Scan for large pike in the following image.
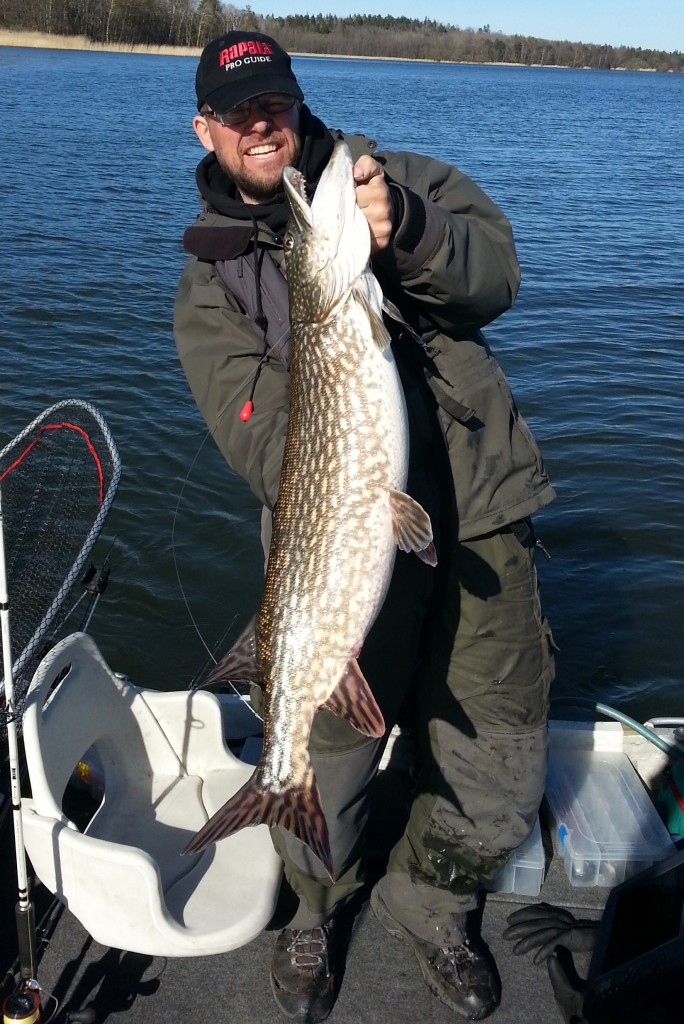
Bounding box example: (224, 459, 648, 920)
(183, 141, 436, 879)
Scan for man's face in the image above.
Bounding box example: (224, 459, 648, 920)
(193, 94, 302, 204)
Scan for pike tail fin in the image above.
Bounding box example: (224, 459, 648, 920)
(182, 769, 334, 881)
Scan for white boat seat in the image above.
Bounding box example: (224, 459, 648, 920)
(21, 632, 282, 957)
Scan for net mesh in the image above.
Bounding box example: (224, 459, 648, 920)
(0, 400, 121, 725)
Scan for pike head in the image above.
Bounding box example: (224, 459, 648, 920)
(282, 141, 383, 328)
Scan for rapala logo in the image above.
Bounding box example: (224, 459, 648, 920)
(219, 40, 273, 66)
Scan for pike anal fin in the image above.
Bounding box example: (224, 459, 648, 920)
(389, 489, 438, 566)
(195, 614, 262, 690)
(181, 770, 334, 881)
(324, 658, 385, 738)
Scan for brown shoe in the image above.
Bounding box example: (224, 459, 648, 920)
(370, 885, 499, 1020)
(270, 922, 337, 1022)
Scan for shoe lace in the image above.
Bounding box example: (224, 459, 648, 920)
(430, 941, 476, 978)
(287, 927, 329, 971)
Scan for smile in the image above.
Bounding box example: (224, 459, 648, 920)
(245, 144, 279, 157)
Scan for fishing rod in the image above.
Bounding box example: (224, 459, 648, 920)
(0, 484, 39, 1004)
(78, 559, 112, 634)
(20, 552, 114, 677)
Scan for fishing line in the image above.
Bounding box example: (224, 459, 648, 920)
(171, 426, 216, 666)
(171, 362, 258, 661)
(171, 364, 265, 718)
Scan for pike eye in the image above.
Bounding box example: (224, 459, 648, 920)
(283, 234, 294, 252)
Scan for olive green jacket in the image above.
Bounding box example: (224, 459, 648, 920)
(174, 129, 554, 540)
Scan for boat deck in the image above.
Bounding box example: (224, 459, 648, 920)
(30, 861, 603, 1024)
(4, 759, 608, 1024)
(3, 725, 682, 1023)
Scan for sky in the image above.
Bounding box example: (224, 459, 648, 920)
(253, 1, 684, 53)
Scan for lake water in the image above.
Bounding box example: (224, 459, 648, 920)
(0, 47, 682, 720)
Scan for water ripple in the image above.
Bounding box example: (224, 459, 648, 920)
(1, 50, 683, 711)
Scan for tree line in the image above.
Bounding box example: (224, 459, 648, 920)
(1, 2, 681, 73)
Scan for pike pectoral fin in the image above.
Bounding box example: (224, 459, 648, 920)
(389, 489, 438, 567)
(324, 658, 385, 738)
(195, 614, 262, 691)
(353, 275, 391, 351)
(182, 769, 335, 881)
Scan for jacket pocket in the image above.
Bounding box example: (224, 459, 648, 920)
(428, 349, 552, 536)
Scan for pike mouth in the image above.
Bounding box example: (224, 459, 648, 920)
(283, 142, 355, 238)
(283, 166, 307, 201)
(282, 166, 312, 233)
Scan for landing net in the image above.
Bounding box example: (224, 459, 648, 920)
(0, 400, 121, 725)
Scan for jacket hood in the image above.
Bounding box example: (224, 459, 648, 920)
(194, 105, 336, 235)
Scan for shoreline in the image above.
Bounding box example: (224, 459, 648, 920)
(0, 29, 202, 56)
(0, 29, 659, 72)
(0, 29, 519, 64)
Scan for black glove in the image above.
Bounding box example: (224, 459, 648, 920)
(547, 946, 588, 1024)
(503, 902, 599, 964)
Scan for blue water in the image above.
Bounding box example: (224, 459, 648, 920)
(0, 47, 682, 718)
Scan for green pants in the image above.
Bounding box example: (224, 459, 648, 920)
(269, 523, 555, 944)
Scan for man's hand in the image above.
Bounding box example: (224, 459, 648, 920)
(353, 156, 394, 253)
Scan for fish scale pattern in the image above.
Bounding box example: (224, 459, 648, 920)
(257, 292, 406, 788)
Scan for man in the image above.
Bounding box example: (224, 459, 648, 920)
(174, 30, 556, 1023)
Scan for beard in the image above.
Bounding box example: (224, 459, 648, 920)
(231, 167, 285, 203)
(219, 134, 303, 205)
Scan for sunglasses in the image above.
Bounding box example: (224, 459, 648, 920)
(206, 94, 297, 127)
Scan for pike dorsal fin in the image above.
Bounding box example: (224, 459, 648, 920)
(324, 657, 385, 738)
(389, 490, 438, 567)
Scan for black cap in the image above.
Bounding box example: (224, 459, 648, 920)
(195, 31, 304, 113)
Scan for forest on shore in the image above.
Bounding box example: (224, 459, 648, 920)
(1, 3, 681, 72)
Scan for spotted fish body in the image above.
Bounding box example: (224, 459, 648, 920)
(184, 142, 436, 878)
